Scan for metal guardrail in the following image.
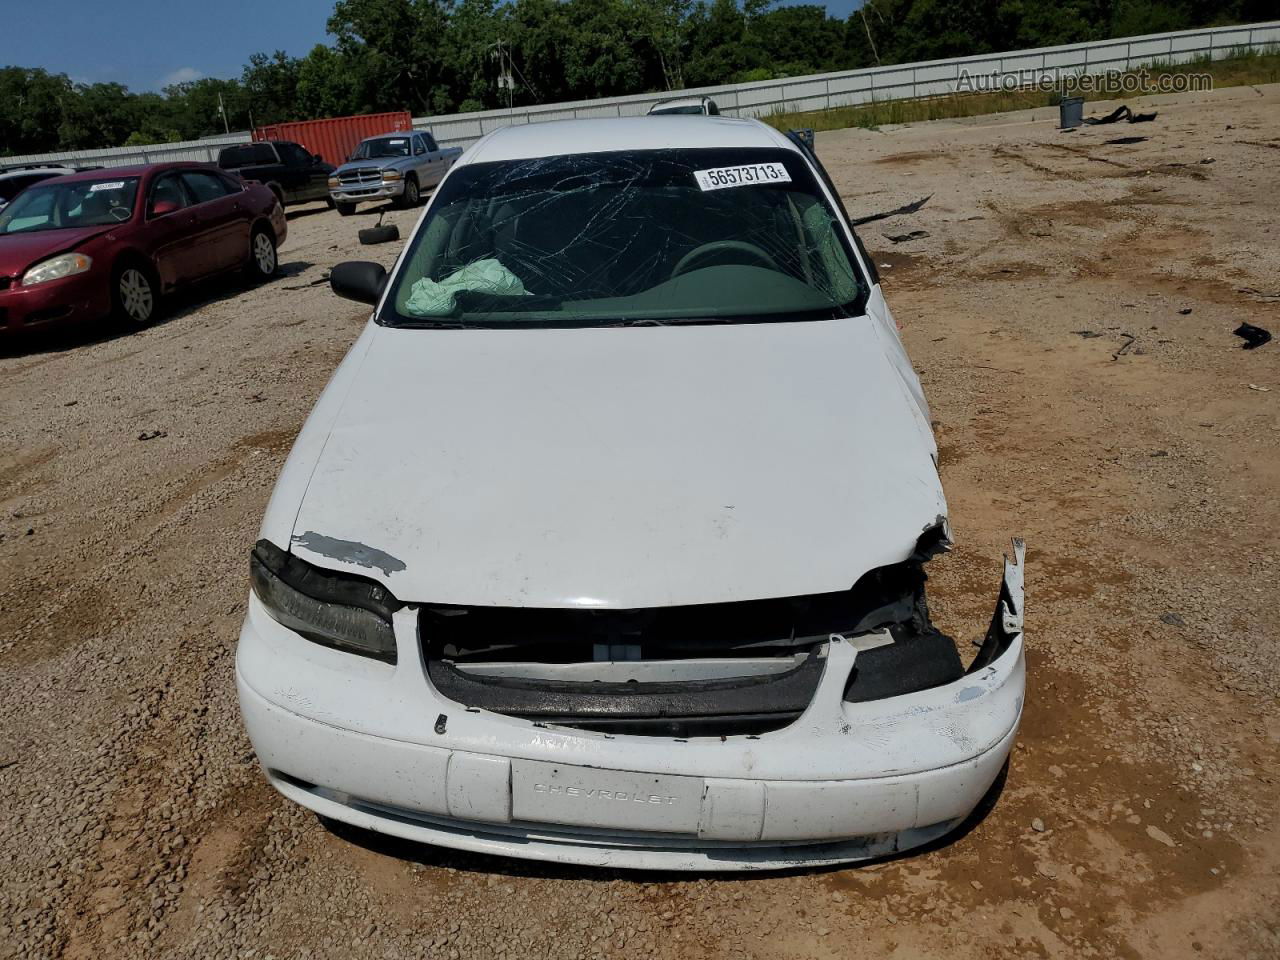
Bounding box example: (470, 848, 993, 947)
(2, 132, 251, 172)
(414, 20, 1280, 150)
(5, 20, 1277, 169)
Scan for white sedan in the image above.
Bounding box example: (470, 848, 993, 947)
(236, 115, 1025, 871)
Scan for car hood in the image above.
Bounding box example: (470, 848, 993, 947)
(0, 226, 111, 278)
(286, 316, 946, 609)
(335, 158, 402, 174)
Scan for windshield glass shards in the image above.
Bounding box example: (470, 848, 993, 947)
(0, 177, 141, 234)
(381, 148, 869, 329)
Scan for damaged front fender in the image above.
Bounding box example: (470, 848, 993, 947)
(969, 538, 1026, 673)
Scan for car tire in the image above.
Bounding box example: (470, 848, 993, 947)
(246, 226, 278, 282)
(111, 262, 159, 328)
(335, 201, 357, 217)
(358, 223, 400, 246)
(397, 175, 420, 209)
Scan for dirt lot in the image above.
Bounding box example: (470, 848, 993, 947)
(2, 84, 1278, 960)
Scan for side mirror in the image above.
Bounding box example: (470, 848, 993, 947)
(313, 153, 324, 164)
(151, 199, 180, 217)
(330, 261, 388, 306)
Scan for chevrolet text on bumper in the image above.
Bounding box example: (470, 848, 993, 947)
(238, 116, 1026, 871)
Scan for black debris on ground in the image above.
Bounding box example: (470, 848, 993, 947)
(851, 195, 932, 226)
(1233, 323, 1272, 350)
(1085, 105, 1159, 125)
(883, 230, 931, 244)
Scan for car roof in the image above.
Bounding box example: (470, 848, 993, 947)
(0, 166, 74, 177)
(653, 96, 714, 107)
(463, 116, 795, 165)
(53, 162, 217, 183)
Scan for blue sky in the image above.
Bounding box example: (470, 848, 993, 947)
(1, 0, 863, 92)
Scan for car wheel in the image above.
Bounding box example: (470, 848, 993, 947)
(398, 176, 420, 208)
(335, 201, 357, 217)
(247, 226, 278, 281)
(113, 264, 158, 327)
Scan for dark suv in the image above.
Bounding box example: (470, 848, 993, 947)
(217, 141, 333, 208)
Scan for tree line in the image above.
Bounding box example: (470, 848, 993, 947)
(1, 0, 1270, 156)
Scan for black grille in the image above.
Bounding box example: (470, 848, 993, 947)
(0, 276, 12, 291)
(418, 575, 914, 738)
(419, 561, 965, 736)
(425, 653, 823, 738)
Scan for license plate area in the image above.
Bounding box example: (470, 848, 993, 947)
(511, 759, 704, 834)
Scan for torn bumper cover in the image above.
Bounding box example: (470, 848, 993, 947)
(236, 541, 1025, 871)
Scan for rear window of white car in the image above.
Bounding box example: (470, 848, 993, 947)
(383, 148, 868, 328)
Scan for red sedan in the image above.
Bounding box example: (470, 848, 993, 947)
(0, 163, 286, 334)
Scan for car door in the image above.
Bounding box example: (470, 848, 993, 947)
(300, 147, 332, 201)
(140, 172, 206, 288)
(410, 135, 431, 186)
(420, 133, 445, 186)
(276, 142, 325, 202)
(180, 170, 249, 273)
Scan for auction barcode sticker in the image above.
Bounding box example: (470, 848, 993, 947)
(88, 181, 126, 192)
(694, 163, 791, 192)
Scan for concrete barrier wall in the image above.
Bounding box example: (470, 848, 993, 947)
(6, 20, 1277, 169)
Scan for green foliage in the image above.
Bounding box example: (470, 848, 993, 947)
(0, 0, 1268, 155)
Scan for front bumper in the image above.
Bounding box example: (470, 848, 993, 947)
(329, 181, 404, 204)
(236, 544, 1026, 871)
(0, 270, 110, 334)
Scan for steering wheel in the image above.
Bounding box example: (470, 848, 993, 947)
(671, 240, 779, 278)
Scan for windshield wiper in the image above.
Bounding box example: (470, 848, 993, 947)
(386, 320, 470, 330)
(453, 291, 563, 312)
(602, 314, 819, 327)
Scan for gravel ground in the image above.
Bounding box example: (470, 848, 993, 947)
(2, 84, 1278, 960)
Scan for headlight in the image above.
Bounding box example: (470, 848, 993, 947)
(250, 539, 400, 663)
(22, 252, 92, 287)
(327, 177, 340, 189)
(381, 169, 403, 181)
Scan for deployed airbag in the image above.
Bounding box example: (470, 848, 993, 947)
(404, 258, 527, 316)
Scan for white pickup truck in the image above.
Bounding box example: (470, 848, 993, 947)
(328, 131, 462, 215)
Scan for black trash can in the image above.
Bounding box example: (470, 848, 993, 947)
(1059, 97, 1085, 130)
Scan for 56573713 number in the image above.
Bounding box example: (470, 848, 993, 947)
(694, 163, 792, 192)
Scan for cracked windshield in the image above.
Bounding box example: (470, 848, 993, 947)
(386, 148, 866, 327)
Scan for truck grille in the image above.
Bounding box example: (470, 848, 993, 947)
(338, 167, 383, 186)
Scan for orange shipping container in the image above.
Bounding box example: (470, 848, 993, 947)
(253, 111, 415, 167)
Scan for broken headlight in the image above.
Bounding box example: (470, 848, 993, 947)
(250, 539, 401, 663)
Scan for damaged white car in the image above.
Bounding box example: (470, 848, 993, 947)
(236, 116, 1025, 871)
